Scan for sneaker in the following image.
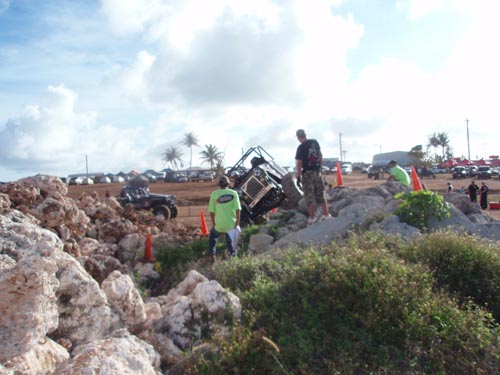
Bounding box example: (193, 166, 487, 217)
(319, 214, 332, 222)
(307, 217, 316, 226)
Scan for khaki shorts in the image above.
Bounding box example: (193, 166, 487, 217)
(302, 170, 326, 206)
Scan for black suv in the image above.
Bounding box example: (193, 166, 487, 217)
(477, 166, 492, 179)
(116, 186, 178, 219)
(225, 146, 302, 226)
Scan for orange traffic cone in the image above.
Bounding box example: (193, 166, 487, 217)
(200, 211, 208, 235)
(144, 227, 153, 261)
(410, 166, 423, 191)
(336, 161, 344, 187)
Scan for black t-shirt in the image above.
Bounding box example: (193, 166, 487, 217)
(295, 139, 321, 172)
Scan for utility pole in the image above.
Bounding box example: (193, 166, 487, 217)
(339, 132, 343, 162)
(466, 118, 470, 160)
(86, 154, 89, 177)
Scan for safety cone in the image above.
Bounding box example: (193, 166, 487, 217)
(410, 166, 423, 191)
(200, 211, 209, 236)
(335, 161, 344, 187)
(144, 227, 153, 261)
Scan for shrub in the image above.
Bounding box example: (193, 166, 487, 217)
(205, 237, 499, 374)
(400, 231, 500, 322)
(395, 190, 450, 231)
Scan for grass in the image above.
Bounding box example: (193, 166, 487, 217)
(162, 231, 500, 375)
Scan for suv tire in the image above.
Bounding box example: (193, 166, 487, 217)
(153, 205, 171, 220)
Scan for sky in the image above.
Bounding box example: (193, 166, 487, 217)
(1, 0, 499, 181)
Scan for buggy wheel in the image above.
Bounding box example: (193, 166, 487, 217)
(280, 172, 303, 209)
(240, 209, 252, 227)
(169, 205, 178, 218)
(153, 205, 171, 220)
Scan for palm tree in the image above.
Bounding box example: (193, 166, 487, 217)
(436, 132, 450, 160)
(162, 146, 184, 170)
(199, 144, 222, 171)
(427, 133, 440, 160)
(181, 132, 199, 171)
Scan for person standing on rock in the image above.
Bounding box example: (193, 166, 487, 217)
(480, 181, 489, 210)
(295, 129, 331, 225)
(206, 175, 241, 261)
(467, 180, 479, 202)
(386, 160, 411, 186)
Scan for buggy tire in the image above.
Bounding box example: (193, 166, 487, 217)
(280, 172, 303, 209)
(153, 205, 171, 220)
(170, 206, 178, 219)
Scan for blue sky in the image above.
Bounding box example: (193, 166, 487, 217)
(0, 0, 499, 181)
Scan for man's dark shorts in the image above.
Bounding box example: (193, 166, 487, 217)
(302, 170, 326, 205)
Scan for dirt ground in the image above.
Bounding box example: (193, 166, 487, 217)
(67, 171, 500, 223)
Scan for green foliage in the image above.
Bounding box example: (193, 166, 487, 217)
(199, 234, 500, 374)
(155, 238, 208, 269)
(395, 190, 450, 231)
(399, 232, 500, 321)
(174, 326, 290, 375)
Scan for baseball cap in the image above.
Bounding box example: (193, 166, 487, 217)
(296, 129, 305, 137)
(219, 175, 230, 187)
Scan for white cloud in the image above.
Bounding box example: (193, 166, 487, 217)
(2, 0, 499, 181)
(396, 0, 446, 19)
(0, 85, 164, 177)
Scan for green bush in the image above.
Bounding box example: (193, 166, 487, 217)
(399, 232, 500, 322)
(199, 236, 500, 374)
(395, 190, 450, 231)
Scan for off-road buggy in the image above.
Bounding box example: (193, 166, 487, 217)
(225, 146, 302, 226)
(116, 180, 178, 219)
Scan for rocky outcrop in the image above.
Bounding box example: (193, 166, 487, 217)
(54, 329, 161, 375)
(1, 176, 242, 374)
(271, 182, 499, 249)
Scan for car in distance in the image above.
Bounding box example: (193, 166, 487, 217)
(452, 166, 467, 179)
(341, 163, 352, 175)
(199, 171, 215, 182)
(467, 166, 478, 177)
(477, 166, 492, 179)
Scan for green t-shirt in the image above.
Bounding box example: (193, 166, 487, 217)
(208, 188, 241, 233)
(390, 165, 411, 186)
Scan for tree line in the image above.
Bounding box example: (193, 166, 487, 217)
(161, 132, 225, 172)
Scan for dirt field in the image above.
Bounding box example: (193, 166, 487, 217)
(67, 171, 500, 224)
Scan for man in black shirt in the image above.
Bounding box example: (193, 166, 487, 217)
(295, 129, 331, 225)
(467, 180, 479, 202)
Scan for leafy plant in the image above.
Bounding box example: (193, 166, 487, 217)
(205, 236, 500, 374)
(400, 231, 500, 321)
(395, 190, 450, 231)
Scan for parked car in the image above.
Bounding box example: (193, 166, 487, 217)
(467, 166, 478, 177)
(367, 165, 385, 179)
(477, 166, 492, 179)
(452, 166, 467, 179)
(187, 172, 200, 182)
(199, 171, 215, 182)
(68, 177, 83, 185)
(341, 163, 352, 175)
(431, 166, 447, 174)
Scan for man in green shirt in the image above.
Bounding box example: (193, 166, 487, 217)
(207, 175, 241, 260)
(387, 160, 411, 186)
